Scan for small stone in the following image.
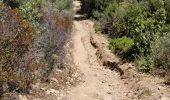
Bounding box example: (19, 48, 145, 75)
(70, 78, 74, 82)
(46, 89, 59, 95)
(160, 97, 170, 100)
(32, 83, 40, 90)
(124, 82, 128, 84)
(29, 90, 33, 94)
(52, 54, 60, 60)
(66, 82, 70, 85)
(66, 91, 70, 94)
(50, 78, 58, 83)
(33, 98, 45, 100)
(107, 91, 112, 94)
(40, 88, 46, 91)
(158, 86, 163, 90)
(73, 73, 79, 77)
(18, 95, 27, 100)
(56, 69, 63, 73)
(60, 93, 64, 97)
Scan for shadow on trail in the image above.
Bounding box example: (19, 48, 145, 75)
(73, 0, 88, 21)
(74, 15, 87, 21)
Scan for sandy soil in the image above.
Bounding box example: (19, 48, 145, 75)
(64, 1, 130, 100)
(64, 19, 130, 100)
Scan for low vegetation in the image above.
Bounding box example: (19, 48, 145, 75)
(0, 0, 72, 98)
(81, 0, 170, 74)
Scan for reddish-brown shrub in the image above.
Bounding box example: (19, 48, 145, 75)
(55, 15, 71, 32)
(0, 2, 73, 97)
(0, 3, 33, 93)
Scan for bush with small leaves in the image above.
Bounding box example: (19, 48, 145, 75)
(109, 37, 134, 55)
(84, 0, 170, 72)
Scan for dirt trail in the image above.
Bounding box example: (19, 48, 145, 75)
(66, 20, 128, 100)
(64, 1, 129, 100)
(8, 1, 169, 100)
(63, 1, 170, 100)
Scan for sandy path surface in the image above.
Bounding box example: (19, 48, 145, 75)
(64, 1, 129, 100)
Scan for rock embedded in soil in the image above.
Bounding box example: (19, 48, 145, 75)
(18, 95, 27, 100)
(45, 89, 59, 96)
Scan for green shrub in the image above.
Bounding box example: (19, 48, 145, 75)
(109, 37, 134, 54)
(81, 0, 95, 17)
(149, 0, 164, 11)
(2, 0, 20, 8)
(19, 1, 41, 32)
(165, 0, 170, 23)
(136, 57, 154, 73)
(55, 0, 72, 11)
(85, 0, 169, 72)
(151, 34, 170, 70)
(81, 0, 115, 17)
(136, 32, 170, 73)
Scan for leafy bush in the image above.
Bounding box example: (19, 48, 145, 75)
(151, 34, 170, 70)
(136, 57, 155, 72)
(2, 0, 20, 8)
(84, 0, 170, 72)
(81, 0, 95, 17)
(165, 0, 170, 23)
(109, 37, 134, 55)
(19, 1, 42, 33)
(136, 34, 170, 72)
(55, 0, 72, 11)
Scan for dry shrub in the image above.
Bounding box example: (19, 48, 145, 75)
(0, 4, 34, 94)
(35, 7, 72, 81)
(55, 15, 71, 32)
(0, 2, 73, 98)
